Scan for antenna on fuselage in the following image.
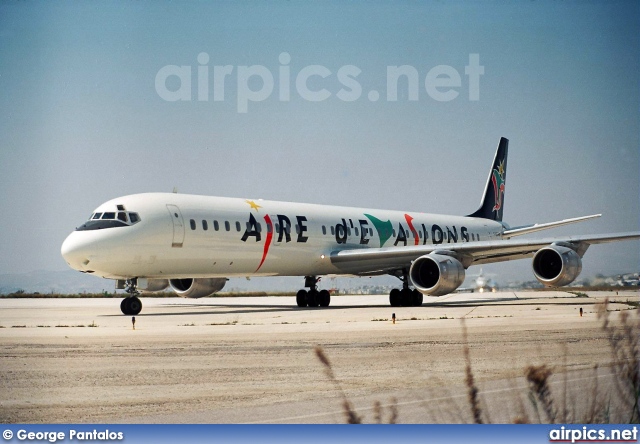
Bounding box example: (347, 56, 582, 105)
(172, 187, 178, 194)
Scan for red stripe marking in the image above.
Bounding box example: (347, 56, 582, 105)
(404, 214, 419, 246)
(255, 214, 273, 272)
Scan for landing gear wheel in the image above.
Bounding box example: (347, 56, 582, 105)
(400, 288, 413, 307)
(307, 290, 319, 307)
(318, 290, 331, 307)
(389, 289, 401, 307)
(120, 297, 142, 315)
(411, 289, 423, 306)
(128, 297, 142, 315)
(296, 290, 308, 307)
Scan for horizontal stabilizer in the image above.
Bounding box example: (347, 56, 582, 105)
(502, 214, 601, 238)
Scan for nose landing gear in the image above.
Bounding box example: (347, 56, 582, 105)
(120, 278, 142, 315)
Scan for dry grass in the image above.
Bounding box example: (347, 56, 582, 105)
(598, 299, 639, 423)
(316, 299, 639, 424)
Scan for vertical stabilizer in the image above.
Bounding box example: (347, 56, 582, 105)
(467, 137, 509, 222)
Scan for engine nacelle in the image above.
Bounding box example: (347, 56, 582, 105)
(532, 245, 582, 287)
(138, 278, 169, 293)
(169, 278, 227, 299)
(409, 254, 466, 296)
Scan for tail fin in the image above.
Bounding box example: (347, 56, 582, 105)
(467, 137, 509, 222)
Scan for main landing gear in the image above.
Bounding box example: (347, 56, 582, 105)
(296, 276, 331, 308)
(389, 269, 423, 307)
(120, 278, 142, 315)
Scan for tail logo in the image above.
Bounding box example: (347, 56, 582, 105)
(491, 160, 506, 212)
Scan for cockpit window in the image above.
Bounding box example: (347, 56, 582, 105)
(76, 209, 142, 231)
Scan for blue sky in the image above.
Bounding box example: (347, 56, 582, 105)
(0, 1, 637, 285)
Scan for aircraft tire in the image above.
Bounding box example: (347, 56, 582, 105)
(120, 298, 130, 315)
(307, 290, 319, 307)
(128, 297, 142, 315)
(296, 290, 308, 307)
(411, 289, 423, 306)
(389, 289, 401, 307)
(318, 290, 331, 307)
(400, 288, 413, 306)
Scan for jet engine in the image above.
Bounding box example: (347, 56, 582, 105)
(532, 245, 582, 287)
(409, 254, 466, 296)
(169, 278, 227, 299)
(137, 278, 169, 293)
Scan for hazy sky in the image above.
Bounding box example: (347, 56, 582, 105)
(0, 1, 638, 285)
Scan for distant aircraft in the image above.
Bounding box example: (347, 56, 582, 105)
(61, 138, 640, 314)
(458, 269, 498, 293)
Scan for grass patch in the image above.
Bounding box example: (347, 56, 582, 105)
(11, 325, 26, 328)
(611, 299, 640, 309)
(569, 291, 589, 298)
(37, 325, 51, 328)
(55, 325, 69, 328)
(180, 323, 196, 327)
(207, 321, 238, 326)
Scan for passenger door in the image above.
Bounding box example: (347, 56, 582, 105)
(166, 204, 185, 248)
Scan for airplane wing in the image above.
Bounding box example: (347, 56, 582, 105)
(329, 232, 640, 275)
(502, 214, 602, 238)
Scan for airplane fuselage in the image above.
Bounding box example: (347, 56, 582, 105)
(62, 193, 503, 280)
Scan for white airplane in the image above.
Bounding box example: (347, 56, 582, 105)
(61, 138, 640, 315)
(458, 269, 498, 293)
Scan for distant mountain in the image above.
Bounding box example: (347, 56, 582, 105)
(0, 270, 114, 294)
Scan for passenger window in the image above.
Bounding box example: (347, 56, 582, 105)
(225, 221, 230, 231)
(275, 223, 280, 233)
(117, 212, 128, 223)
(257, 223, 262, 233)
(235, 221, 241, 232)
(392, 229, 396, 237)
(202, 220, 208, 231)
(102, 212, 115, 220)
(93, 213, 102, 220)
(295, 224, 300, 234)
(213, 220, 219, 231)
(369, 228, 373, 236)
(190, 219, 196, 230)
(354, 227, 359, 237)
(471, 233, 475, 241)
(347, 228, 351, 236)
(322, 226, 326, 235)
(331, 226, 335, 235)
(267, 224, 272, 233)
(129, 213, 140, 223)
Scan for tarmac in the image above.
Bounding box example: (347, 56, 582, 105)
(0, 289, 637, 423)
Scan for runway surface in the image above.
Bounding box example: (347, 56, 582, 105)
(0, 290, 637, 423)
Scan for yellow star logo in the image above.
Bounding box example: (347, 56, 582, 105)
(497, 161, 505, 177)
(245, 200, 262, 211)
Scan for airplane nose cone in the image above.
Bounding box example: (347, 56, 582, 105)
(61, 232, 91, 271)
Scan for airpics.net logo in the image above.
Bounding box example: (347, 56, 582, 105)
(155, 52, 484, 113)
